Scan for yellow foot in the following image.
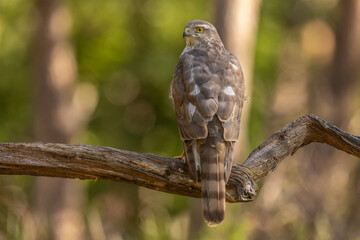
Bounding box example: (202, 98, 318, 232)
(173, 151, 185, 163)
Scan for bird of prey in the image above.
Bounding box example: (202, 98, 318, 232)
(170, 20, 245, 226)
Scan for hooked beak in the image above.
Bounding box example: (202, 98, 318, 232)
(183, 28, 191, 38)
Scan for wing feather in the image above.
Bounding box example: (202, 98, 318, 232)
(219, 53, 245, 142)
(172, 49, 245, 183)
(171, 53, 210, 141)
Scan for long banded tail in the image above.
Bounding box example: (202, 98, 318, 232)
(200, 117, 227, 226)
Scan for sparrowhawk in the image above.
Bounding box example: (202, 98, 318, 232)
(170, 20, 245, 226)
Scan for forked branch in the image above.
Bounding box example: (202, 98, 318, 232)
(0, 114, 359, 202)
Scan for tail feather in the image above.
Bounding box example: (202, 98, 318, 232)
(185, 116, 234, 226)
(184, 140, 199, 183)
(200, 138, 226, 226)
(224, 142, 234, 182)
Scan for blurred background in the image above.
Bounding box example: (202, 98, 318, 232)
(0, 0, 360, 239)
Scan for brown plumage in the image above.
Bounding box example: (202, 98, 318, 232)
(170, 20, 245, 226)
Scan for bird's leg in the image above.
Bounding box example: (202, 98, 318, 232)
(173, 150, 186, 163)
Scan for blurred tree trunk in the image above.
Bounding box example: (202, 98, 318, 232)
(330, 0, 360, 239)
(215, 0, 262, 160)
(328, 0, 360, 127)
(304, 1, 360, 237)
(235, 0, 360, 238)
(250, 0, 360, 239)
(32, 0, 85, 239)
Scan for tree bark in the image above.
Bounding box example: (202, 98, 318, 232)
(0, 114, 359, 203)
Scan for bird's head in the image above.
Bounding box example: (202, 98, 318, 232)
(183, 20, 222, 47)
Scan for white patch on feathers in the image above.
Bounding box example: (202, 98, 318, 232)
(188, 103, 196, 118)
(231, 62, 238, 70)
(224, 158, 228, 179)
(192, 141, 201, 171)
(189, 70, 194, 83)
(224, 86, 235, 96)
(190, 84, 200, 95)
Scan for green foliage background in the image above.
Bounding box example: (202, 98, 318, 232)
(1, 0, 278, 239)
(1, 0, 353, 239)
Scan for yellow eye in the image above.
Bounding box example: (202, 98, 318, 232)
(196, 27, 204, 33)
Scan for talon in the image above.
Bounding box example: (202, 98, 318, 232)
(173, 151, 185, 163)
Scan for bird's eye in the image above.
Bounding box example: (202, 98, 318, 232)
(196, 27, 204, 33)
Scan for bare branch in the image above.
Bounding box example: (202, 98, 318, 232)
(0, 114, 359, 203)
(242, 114, 360, 181)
